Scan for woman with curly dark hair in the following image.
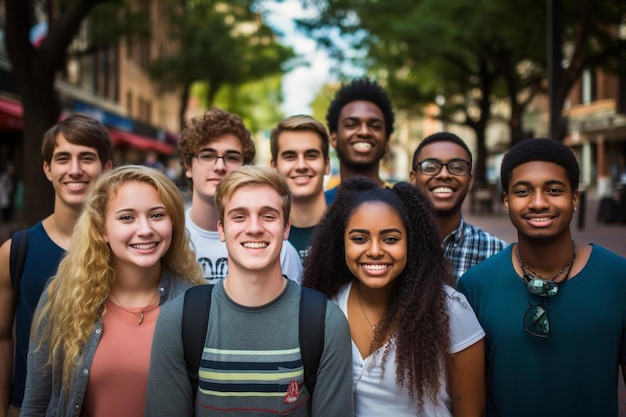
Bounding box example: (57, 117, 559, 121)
(303, 177, 485, 416)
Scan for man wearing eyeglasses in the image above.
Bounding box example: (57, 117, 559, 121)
(410, 132, 507, 282)
(178, 108, 303, 284)
(457, 138, 626, 417)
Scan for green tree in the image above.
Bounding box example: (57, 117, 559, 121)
(4, 0, 145, 224)
(299, 0, 626, 184)
(149, 0, 296, 128)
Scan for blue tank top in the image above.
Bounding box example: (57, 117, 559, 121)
(11, 222, 65, 407)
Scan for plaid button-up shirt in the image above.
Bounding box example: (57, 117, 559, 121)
(443, 216, 508, 283)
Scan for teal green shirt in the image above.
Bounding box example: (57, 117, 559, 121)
(458, 245, 626, 417)
(288, 225, 317, 262)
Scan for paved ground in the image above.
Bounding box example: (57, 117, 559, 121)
(465, 195, 626, 415)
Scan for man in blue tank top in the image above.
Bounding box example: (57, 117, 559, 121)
(0, 114, 112, 416)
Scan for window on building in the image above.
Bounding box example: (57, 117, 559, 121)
(581, 69, 597, 104)
(126, 90, 133, 115)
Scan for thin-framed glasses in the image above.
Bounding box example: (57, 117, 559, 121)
(524, 299, 550, 337)
(193, 151, 244, 168)
(414, 158, 471, 176)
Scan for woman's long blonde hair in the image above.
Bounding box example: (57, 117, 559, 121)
(32, 165, 203, 390)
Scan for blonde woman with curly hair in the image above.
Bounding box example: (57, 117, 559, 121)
(21, 165, 204, 417)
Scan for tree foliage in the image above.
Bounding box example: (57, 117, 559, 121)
(4, 0, 124, 223)
(149, 0, 296, 128)
(298, 0, 626, 183)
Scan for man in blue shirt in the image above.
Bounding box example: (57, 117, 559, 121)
(0, 114, 113, 416)
(324, 78, 395, 205)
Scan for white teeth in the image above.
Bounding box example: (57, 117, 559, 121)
(433, 187, 453, 193)
(132, 243, 157, 250)
(362, 264, 388, 271)
(353, 142, 372, 151)
(66, 182, 86, 189)
(530, 217, 552, 222)
(243, 242, 268, 249)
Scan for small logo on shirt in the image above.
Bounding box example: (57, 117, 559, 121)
(284, 380, 300, 404)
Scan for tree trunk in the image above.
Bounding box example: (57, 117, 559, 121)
(5, 0, 111, 224)
(19, 80, 60, 224)
(509, 100, 526, 145)
(472, 59, 494, 187)
(179, 81, 191, 130)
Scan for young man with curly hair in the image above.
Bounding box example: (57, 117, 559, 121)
(0, 114, 113, 417)
(179, 108, 302, 284)
(458, 138, 626, 416)
(324, 78, 395, 205)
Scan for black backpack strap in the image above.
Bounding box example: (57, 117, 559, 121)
(9, 229, 29, 298)
(182, 284, 214, 397)
(299, 286, 327, 394)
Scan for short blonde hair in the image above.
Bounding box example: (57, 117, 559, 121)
(215, 166, 291, 225)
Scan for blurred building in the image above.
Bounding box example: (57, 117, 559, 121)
(0, 0, 182, 169)
(565, 69, 626, 197)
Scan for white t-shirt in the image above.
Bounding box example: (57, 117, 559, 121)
(333, 282, 485, 417)
(185, 208, 303, 284)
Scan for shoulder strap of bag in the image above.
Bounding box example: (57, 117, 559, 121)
(9, 229, 29, 298)
(299, 286, 327, 394)
(182, 284, 327, 397)
(182, 284, 213, 397)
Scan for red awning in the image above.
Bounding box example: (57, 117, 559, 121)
(108, 129, 175, 155)
(0, 97, 23, 131)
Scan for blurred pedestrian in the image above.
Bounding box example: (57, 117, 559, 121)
(458, 138, 626, 416)
(21, 165, 204, 416)
(304, 177, 486, 416)
(0, 162, 16, 222)
(0, 114, 113, 417)
(143, 150, 165, 172)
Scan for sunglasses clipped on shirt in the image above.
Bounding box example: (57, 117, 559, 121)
(523, 277, 561, 338)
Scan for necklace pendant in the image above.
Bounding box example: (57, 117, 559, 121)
(138, 312, 144, 325)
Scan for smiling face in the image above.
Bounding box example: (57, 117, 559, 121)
(503, 161, 578, 243)
(103, 181, 173, 275)
(218, 184, 290, 276)
(43, 134, 111, 209)
(272, 130, 330, 202)
(344, 202, 407, 290)
(331, 100, 388, 170)
(410, 141, 473, 217)
(185, 134, 244, 201)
